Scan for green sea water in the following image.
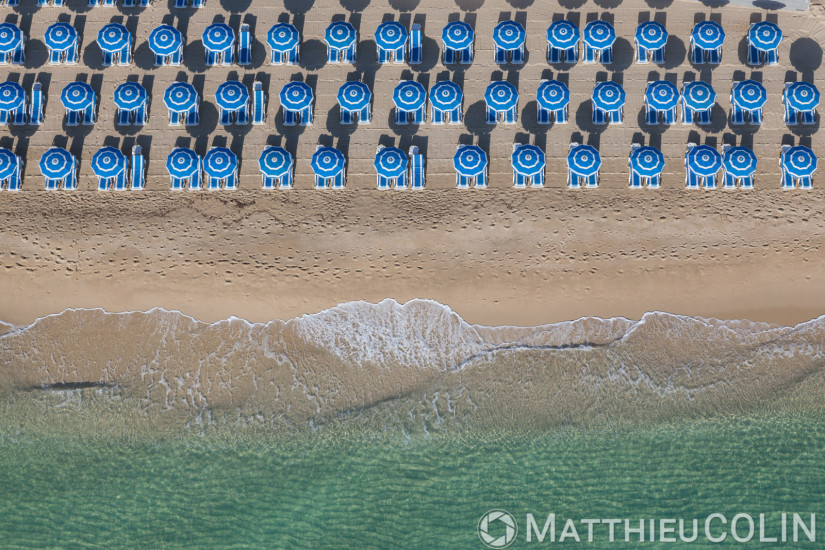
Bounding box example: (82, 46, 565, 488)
(1, 407, 823, 549)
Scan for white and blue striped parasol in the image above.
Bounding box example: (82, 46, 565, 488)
(325, 21, 357, 50)
(91, 147, 126, 179)
(511, 144, 545, 177)
(375, 21, 408, 51)
(732, 80, 767, 111)
(280, 81, 313, 111)
(682, 81, 716, 111)
(567, 144, 601, 177)
(393, 80, 426, 111)
(164, 82, 197, 113)
(166, 148, 200, 179)
(45, 22, 77, 52)
(645, 80, 678, 111)
(492, 21, 525, 50)
(546, 20, 579, 50)
(311, 146, 345, 179)
(453, 145, 487, 177)
(723, 146, 757, 178)
(259, 146, 293, 178)
(785, 82, 820, 112)
(686, 145, 722, 177)
(114, 82, 147, 111)
(148, 25, 183, 57)
(484, 81, 518, 111)
(635, 21, 667, 51)
(691, 21, 725, 50)
(592, 81, 625, 112)
(441, 21, 474, 51)
(537, 80, 570, 110)
(203, 147, 238, 179)
(39, 147, 74, 179)
(0, 23, 23, 54)
(374, 147, 407, 179)
(583, 20, 616, 50)
(0, 148, 17, 180)
(0, 81, 25, 112)
(61, 82, 94, 111)
(749, 21, 782, 52)
(630, 146, 665, 178)
(337, 81, 371, 112)
(97, 23, 130, 53)
(782, 146, 817, 178)
(430, 81, 462, 111)
(202, 23, 234, 53)
(215, 81, 248, 112)
(267, 23, 299, 53)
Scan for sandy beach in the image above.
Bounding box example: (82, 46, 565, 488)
(1, 0, 825, 326)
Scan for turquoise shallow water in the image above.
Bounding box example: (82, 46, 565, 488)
(1, 410, 823, 549)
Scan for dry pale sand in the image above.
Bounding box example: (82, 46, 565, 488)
(1, 0, 825, 326)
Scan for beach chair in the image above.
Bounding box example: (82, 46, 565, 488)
(474, 169, 487, 188)
(83, 102, 96, 125)
(645, 104, 659, 125)
(722, 144, 737, 188)
(780, 145, 794, 188)
(648, 173, 661, 188)
(66, 109, 79, 126)
(565, 46, 577, 63)
(767, 48, 778, 66)
(456, 174, 470, 189)
(690, 40, 704, 64)
(602, 46, 613, 64)
(486, 105, 497, 125)
(238, 25, 251, 66)
(731, 106, 745, 125)
(800, 175, 813, 188)
(584, 173, 598, 188)
(220, 107, 232, 126)
(747, 44, 761, 66)
(413, 105, 425, 125)
(635, 42, 648, 64)
(583, 44, 595, 64)
(696, 108, 711, 126)
(443, 47, 457, 65)
(784, 83, 798, 125)
(494, 45, 507, 65)
(651, 46, 665, 65)
(409, 24, 422, 65)
(751, 107, 762, 125)
(30, 84, 43, 125)
(548, 46, 561, 65)
(64, 159, 77, 190)
(530, 168, 544, 188)
(802, 109, 816, 125)
(629, 144, 643, 188)
(332, 167, 346, 189)
(410, 146, 424, 189)
(685, 143, 700, 188)
(130, 146, 144, 190)
(8, 157, 22, 190)
(663, 106, 675, 125)
(504, 106, 516, 124)
(592, 106, 606, 125)
(609, 108, 622, 124)
(681, 99, 694, 125)
(460, 46, 473, 65)
(252, 82, 265, 125)
(704, 172, 718, 189)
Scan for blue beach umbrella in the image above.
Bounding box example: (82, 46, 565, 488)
(0, 148, 17, 180)
(325, 21, 357, 50)
(567, 145, 601, 177)
(91, 147, 126, 179)
(267, 23, 300, 52)
(311, 147, 345, 179)
(0, 23, 23, 55)
(511, 144, 545, 177)
(259, 146, 293, 178)
(692, 21, 725, 50)
(375, 21, 408, 51)
(114, 82, 146, 111)
(61, 82, 94, 111)
(645, 80, 679, 111)
(635, 21, 667, 51)
(485, 81, 518, 111)
(430, 81, 462, 111)
(630, 146, 665, 178)
(492, 21, 525, 50)
(723, 146, 757, 178)
(148, 25, 183, 57)
(97, 24, 130, 53)
(782, 146, 817, 178)
(40, 148, 74, 180)
(453, 145, 487, 177)
(537, 80, 570, 110)
(583, 21, 616, 50)
(786, 82, 820, 112)
(215, 81, 248, 111)
(592, 81, 625, 112)
(686, 145, 722, 177)
(682, 81, 716, 111)
(45, 23, 77, 51)
(749, 21, 782, 51)
(393, 81, 426, 111)
(203, 23, 234, 52)
(0, 81, 25, 112)
(203, 147, 238, 179)
(166, 148, 200, 179)
(442, 21, 474, 51)
(164, 82, 197, 112)
(337, 81, 371, 112)
(547, 20, 580, 50)
(732, 80, 767, 110)
(280, 81, 313, 111)
(374, 147, 408, 179)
